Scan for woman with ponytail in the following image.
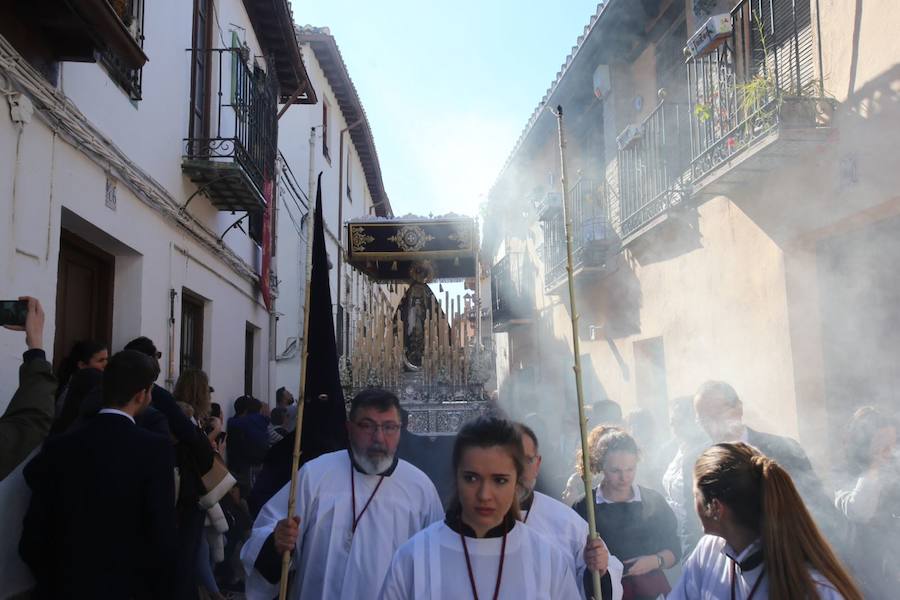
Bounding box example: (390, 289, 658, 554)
(670, 442, 861, 600)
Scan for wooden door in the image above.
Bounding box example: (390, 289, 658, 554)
(53, 231, 115, 371)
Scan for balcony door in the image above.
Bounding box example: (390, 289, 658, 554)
(188, 0, 213, 148)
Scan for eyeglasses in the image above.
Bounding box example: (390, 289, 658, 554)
(354, 420, 401, 435)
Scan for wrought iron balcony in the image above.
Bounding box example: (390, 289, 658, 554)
(541, 178, 617, 292)
(687, 0, 832, 195)
(534, 190, 562, 220)
(182, 48, 278, 213)
(617, 101, 690, 239)
(2, 0, 147, 95)
(491, 253, 535, 332)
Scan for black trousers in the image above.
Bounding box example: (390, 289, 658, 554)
(173, 507, 205, 600)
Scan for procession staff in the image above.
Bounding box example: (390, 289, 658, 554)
(553, 103, 604, 596)
(514, 423, 624, 600)
(378, 417, 607, 599)
(670, 442, 862, 600)
(241, 389, 443, 600)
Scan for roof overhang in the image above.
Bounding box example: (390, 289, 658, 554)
(299, 28, 392, 218)
(242, 0, 316, 104)
(346, 217, 477, 281)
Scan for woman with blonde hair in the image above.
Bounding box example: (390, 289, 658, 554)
(671, 442, 862, 600)
(174, 368, 211, 422)
(561, 423, 608, 506)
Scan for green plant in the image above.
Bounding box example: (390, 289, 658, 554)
(734, 13, 778, 130)
(694, 102, 713, 123)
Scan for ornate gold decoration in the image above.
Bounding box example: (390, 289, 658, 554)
(388, 225, 434, 252)
(350, 227, 374, 252)
(448, 227, 472, 249)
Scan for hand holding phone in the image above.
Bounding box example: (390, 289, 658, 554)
(0, 300, 28, 328)
(1, 297, 45, 349)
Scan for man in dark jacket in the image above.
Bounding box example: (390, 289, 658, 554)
(124, 336, 215, 599)
(20, 350, 176, 599)
(694, 380, 847, 548)
(0, 296, 56, 481)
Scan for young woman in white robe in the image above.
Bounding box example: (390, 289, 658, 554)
(378, 417, 608, 600)
(669, 442, 862, 600)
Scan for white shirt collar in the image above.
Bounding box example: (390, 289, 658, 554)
(595, 482, 642, 504)
(722, 537, 763, 566)
(98, 408, 136, 424)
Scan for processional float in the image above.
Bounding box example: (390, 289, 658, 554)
(343, 215, 494, 432)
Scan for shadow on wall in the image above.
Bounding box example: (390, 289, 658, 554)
(577, 254, 644, 342)
(626, 205, 704, 267)
(717, 63, 900, 249)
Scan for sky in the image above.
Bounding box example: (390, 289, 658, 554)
(291, 0, 604, 218)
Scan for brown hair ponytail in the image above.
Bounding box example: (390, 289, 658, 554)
(696, 443, 862, 600)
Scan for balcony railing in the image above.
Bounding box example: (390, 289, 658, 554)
(535, 190, 562, 220)
(491, 253, 535, 332)
(617, 101, 690, 238)
(541, 178, 616, 291)
(687, 0, 823, 185)
(183, 48, 278, 212)
(99, 0, 146, 100)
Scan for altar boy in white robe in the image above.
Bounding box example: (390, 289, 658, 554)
(241, 388, 443, 600)
(379, 417, 609, 600)
(514, 423, 624, 600)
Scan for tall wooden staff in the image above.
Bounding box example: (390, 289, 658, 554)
(278, 194, 317, 599)
(554, 105, 603, 598)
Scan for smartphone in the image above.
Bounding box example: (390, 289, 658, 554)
(0, 300, 28, 327)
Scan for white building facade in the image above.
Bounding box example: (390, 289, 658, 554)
(274, 26, 394, 397)
(0, 0, 321, 416)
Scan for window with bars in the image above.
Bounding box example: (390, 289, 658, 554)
(180, 291, 205, 372)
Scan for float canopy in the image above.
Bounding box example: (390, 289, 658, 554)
(345, 216, 477, 282)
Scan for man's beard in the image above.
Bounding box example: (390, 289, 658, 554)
(351, 442, 395, 475)
(518, 479, 536, 504)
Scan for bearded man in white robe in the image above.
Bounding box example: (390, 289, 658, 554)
(241, 388, 444, 600)
(514, 423, 624, 600)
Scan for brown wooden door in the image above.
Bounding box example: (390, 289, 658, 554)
(53, 231, 115, 371)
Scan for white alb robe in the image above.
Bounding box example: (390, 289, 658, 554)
(378, 520, 581, 600)
(522, 491, 624, 600)
(242, 450, 444, 600)
(668, 535, 847, 599)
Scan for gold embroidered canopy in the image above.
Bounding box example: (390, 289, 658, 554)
(346, 216, 478, 282)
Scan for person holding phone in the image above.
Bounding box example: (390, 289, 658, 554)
(573, 426, 680, 600)
(0, 296, 56, 481)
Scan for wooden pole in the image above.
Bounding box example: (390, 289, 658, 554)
(278, 194, 317, 599)
(554, 105, 603, 599)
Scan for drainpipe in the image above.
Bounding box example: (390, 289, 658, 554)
(301, 125, 317, 348)
(337, 117, 365, 354)
(307, 126, 317, 213)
